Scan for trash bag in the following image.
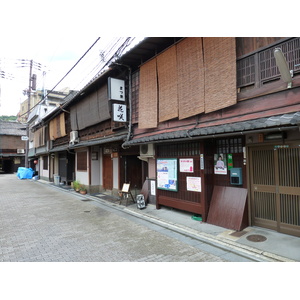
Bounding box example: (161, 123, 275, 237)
(17, 167, 34, 179)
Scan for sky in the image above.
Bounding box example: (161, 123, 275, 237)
(0, 36, 142, 116)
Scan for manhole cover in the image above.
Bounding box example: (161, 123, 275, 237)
(246, 234, 267, 242)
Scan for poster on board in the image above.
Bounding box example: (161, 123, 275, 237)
(157, 158, 178, 191)
(214, 153, 227, 175)
(179, 158, 194, 173)
(187, 177, 201, 192)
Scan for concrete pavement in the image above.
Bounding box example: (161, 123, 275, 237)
(1, 173, 299, 262)
(45, 178, 300, 262)
(0, 174, 226, 262)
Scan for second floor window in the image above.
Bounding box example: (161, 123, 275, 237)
(237, 37, 300, 89)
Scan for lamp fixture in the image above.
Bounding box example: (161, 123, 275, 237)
(274, 48, 293, 88)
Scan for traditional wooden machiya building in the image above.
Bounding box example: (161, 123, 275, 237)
(0, 121, 26, 173)
(31, 67, 145, 196)
(118, 37, 300, 237)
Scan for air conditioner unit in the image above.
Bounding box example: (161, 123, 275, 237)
(70, 131, 79, 144)
(139, 144, 155, 157)
(17, 149, 25, 154)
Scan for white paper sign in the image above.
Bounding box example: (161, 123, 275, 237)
(113, 104, 127, 122)
(186, 177, 201, 192)
(150, 180, 156, 196)
(108, 77, 125, 101)
(179, 158, 194, 172)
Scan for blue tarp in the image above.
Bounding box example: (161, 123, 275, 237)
(17, 167, 34, 179)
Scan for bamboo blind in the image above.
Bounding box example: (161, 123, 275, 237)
(70, 106, 78, 131)
(157, 45, 178, 122)
(177, 37, 205, 119)
(33, 126, 45, 147)
(49, 113, 66, 140)
(204, 37, 237, 113)
(138, 58, 158, 129)
(70, 85, 110, 131)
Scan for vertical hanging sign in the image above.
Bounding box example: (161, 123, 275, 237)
(108, 77, 125, 101)
(113, 103, 127, 122)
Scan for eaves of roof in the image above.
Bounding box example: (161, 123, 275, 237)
(69, 133, 127, 149)
(0, 153, 25, 157)
(123, 112, 300, 146)
(47, 133, 127, 153)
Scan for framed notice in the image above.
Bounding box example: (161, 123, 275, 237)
(157, 158, 178, 191)
(179, 158, 194, 173)
(187, 177, 201, 192)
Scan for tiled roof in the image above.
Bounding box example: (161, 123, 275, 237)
(123, 112, 300, 146)
(0, 121, 27, 136)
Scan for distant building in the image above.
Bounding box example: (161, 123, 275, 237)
(0, 121, 26, 173)
(17, 88, 71, 123)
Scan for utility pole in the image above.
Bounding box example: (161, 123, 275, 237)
(25, 60, 33, 168)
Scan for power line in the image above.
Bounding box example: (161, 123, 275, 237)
(19, 37, 137, 118)
(19, 37, 101, 118)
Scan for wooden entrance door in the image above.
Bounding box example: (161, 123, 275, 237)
(249, 144, 300, 237)
(103, 154, 113, 190)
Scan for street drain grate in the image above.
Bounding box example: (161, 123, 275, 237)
(246, 234, 267, 242)
(84, 211, 91, 213)
(81, 199, 93, 202)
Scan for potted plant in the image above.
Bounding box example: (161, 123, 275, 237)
(79, 184, 87, 195)
(72, 180, 81, 192)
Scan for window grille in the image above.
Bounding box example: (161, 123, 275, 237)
(216, 138, 243, 154)
(157, 142, 201, 157)
(77, 151, 87, 171)
(237, 55, 255, 87)
(43, 156, 48, 170)
(237, 37, 300, 88)
(131, 71, 139, 124)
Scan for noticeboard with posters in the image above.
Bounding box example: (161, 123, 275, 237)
(157, 158, 178, 191)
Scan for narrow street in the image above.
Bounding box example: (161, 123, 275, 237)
(0, 174, 226, 262)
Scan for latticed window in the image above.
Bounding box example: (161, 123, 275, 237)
(237, 55, 255, 87)
(237, 37, 300, 88)
(157, 141, 201, 157)
(260, 38, 300, 82)
(77, 151, 87, 171)
(43, 156, 48, 170)
(131, 71, 139, 124)
(216, 138, 243, 154)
